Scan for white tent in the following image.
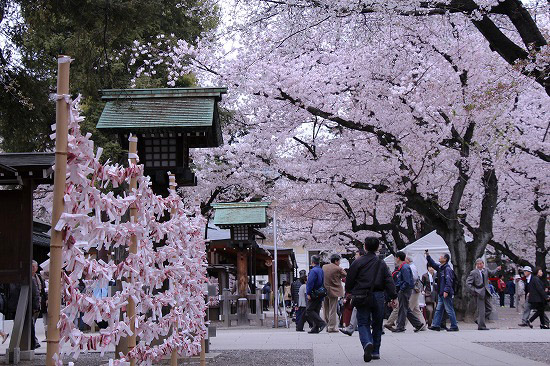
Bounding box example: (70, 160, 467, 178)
(383, 230, 479, 305)
(383, 230, 454, 278)
(384, 230, 454, 307)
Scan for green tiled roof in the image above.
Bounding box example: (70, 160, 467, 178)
(212, 202, 271, 228)
(96, 87, 227, 133)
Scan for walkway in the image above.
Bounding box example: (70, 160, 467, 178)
(210, 326, 550, 365)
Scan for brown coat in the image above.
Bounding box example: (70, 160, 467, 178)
(322, 263, 346, 298)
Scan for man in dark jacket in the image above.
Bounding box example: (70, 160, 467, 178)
(393, 251, 425, 333)
(506, 277, 516, 308)
(262, 282, 271, 311)
(346, 237, 397, 362)
(527, 267, 549, 328)
(426, 251, 459, 331)
(305, 255, 326, 334)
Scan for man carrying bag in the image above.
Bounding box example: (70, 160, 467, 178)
(306, 255, 327, 334)
(346, 237, 397, 362)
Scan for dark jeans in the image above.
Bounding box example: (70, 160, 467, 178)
(396, 288, 423, 330)
(356, 291, 385, 355)
(432, 294, 458, 329)
(509, 294, 515, 308)
(305, 296, 326, 330)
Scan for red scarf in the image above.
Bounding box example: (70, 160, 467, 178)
(392, 263, 404, 278)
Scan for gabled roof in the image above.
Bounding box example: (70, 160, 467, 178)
(212, 202, 271, 228)
(96, 87, 227, 147)
(0, 152, 55, 167)
(0, 152, 55, 184)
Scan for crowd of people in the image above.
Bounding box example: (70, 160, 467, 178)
(0, 260, 48, 348)
(290, 237, 550, 363)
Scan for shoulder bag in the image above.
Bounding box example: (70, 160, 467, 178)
(351, 258, 381, 309)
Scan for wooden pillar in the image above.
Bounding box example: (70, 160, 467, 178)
(200, 338, 206, 366)
(236, 250, 248, 298)
(46, 55, 71, 366)
(127, 135, 138, 366)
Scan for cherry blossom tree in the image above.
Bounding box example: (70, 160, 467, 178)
(127, 0, 549, 314)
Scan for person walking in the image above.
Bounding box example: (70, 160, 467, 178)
(340, 249, 365, 336)
(305, 255, 327, 334)
(515, 274, 525, 314)
(519, 267, 533, 326)
(346, 237, 397, 362)
(283, 281, 292, 308)
(262, 282, 271, 311)
(31, 260, 44, 348)
(0, 284, 9, 344)
(392, 251, 425, 333)
(506, 277, 516, 308)
(383, 264, 400, 331)
(296, 276, 313, 331)
(33, 261, 48, 339)
(322, 254, 346, 333)
(526, 267, 549, 329)
(421, 265, 436, 327)
(406, 256, 425, 329)
(292, 271, 305, 304)
(466, 259, 501, 330)
(497, 275, 506, 307)
(426, 250, 459, 331)
(291, 270, 306, 320)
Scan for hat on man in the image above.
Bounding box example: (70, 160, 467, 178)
(523, 266, 532, 273)
(514, 274, 521, 280)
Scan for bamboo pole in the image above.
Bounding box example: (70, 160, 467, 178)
(200, 338, 206, 366)
(127, 135, 138, 366)
(46, 55, 71, 366)
(169, 173, 178, 366)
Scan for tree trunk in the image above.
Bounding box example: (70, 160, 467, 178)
(438, 225, 477, 321)
(535, 214, 548, 274)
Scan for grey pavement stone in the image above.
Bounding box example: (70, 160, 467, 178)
(477, 342, 550, 365)
(4, 350, 313, 366)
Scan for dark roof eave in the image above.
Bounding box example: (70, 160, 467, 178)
(100, 87, 228, 100)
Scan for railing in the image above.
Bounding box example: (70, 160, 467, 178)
(219, 290, 266, 327)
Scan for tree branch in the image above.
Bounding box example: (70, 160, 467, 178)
(488, 240, 533, 268)
(272, 89, 403, 153)
(293, 136, 317, 159)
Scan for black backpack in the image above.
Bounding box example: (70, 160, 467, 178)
(444, 266, 460, 294)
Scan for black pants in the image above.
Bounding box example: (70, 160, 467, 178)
(305, 296, 326, 330)
(529, 302, 548, 326)
(499, 292, 505, 306)
(296, 306, 313, 331)
(509, 294, 515, 308)
(30, 319, 37, 349)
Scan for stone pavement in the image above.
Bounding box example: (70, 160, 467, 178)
(210, 327, 550, 365)
(2, 303, 549, 365)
